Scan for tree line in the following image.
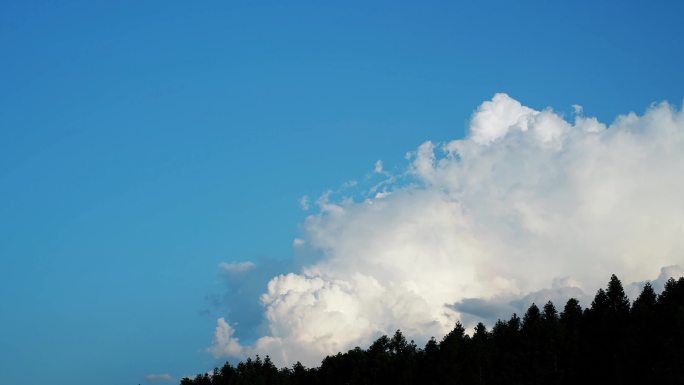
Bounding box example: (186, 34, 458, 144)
(180, 274, 684, 384)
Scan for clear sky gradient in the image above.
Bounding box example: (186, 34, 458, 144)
(1, 1, 683, 384)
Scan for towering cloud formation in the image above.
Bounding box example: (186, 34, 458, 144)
(210, 94, 684, 366)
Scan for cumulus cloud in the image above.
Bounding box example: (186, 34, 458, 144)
(145, 374, 174, 383)
(219, 261, 255, 273)
(209, 93, 684, 367)
(208, 318, 243, 358)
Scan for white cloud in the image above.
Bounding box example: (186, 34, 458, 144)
(292, 238, 305, 247)
(218, 261, 255, 273)
(469, 93, 537, 144)
(209, 94, 684, 367)
(208, 318, 243, 358)
(374, 160, 384, 173)
(145, 374, 174, 383)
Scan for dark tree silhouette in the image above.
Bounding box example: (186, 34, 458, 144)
(606, 274, 631, 315)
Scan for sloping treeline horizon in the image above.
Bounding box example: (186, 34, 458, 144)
(180, 274, 684, 385)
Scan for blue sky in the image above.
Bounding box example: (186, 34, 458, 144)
(1, 1, 684, 384)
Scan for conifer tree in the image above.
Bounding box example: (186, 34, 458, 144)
(606, 274, 630, 315)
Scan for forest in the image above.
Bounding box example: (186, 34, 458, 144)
(179, 274, 684, 384)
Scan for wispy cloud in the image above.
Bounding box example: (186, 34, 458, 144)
(218, 261, 255, 273)
(145, 374, 174, 383)
(299, 195, 310, 211)
(210, 94, 684, 367)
